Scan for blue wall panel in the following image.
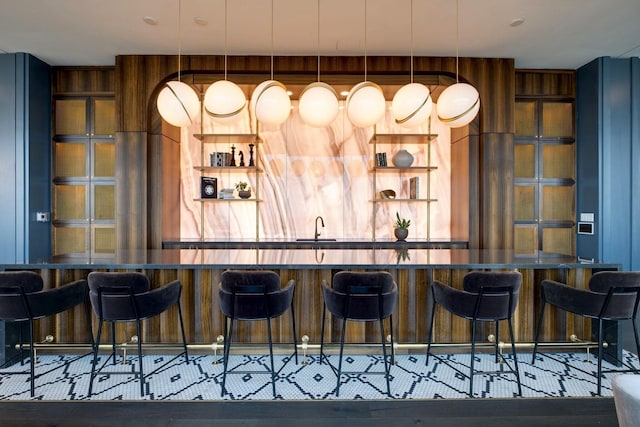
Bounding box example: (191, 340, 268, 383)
(0, 55, 18, 263)
(577, 57, 640, 271)
(0, 53, 51, 263)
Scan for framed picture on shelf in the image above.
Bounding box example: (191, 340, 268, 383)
(201, 177, 218, 198)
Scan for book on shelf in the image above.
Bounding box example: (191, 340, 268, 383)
(200, 177, 218, 199)
(409, 176, 420, 199)
(376, 152, 387, 167)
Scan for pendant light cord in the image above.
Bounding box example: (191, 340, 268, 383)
(364, 0, 367, 81)
(177, 0, 182, 81)
(455, 0, 459, 83)
(270, 0, 274, 80)
(410, 0, 413, 83)
(316, 0, 320, 82)
(224, 0, 228, 80)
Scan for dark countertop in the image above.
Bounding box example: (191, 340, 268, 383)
(161, 238, 469, 250)
(0, 249, 620, 270)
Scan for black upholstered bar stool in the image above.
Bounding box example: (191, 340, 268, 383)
(320, 271, 398, 397)
(218, 270, 297, 397)
(87, 272, 189, 397)
(426, 271, 523, 397)
(532, 271, 640, 395)
(0, 271, 93, 397)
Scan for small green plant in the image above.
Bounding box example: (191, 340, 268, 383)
(235, 181, 250, 191)
(395, 212, 410, 229)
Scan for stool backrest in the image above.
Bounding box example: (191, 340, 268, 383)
(324, 271, 397, 320)
(589, 271, 640, 320)
(0, 271, 44, 320)
(219, 270, 292, 320)
(87, 272, 151, 321)
(462, 271, 522, 320)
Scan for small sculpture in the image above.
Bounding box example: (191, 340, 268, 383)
(230, 145, 236, 166)
(248, 143, 255, 167)
(238, 150, 245, 167)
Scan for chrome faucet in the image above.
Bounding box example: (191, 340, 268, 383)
(314, 216, 325, 241)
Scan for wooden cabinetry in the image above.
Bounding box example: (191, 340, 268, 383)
(53, 96, 115, 256)
(370, 132, 438, 240)
(514, 98, 575, 255)
(192, 133, 261, 240)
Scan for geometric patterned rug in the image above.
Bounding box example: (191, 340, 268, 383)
(0, 350, 638, 401)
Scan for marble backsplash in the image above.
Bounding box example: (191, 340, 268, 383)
(180, 100, 451, 241)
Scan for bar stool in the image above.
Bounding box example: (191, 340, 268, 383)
(87, 272, 189, 397)
(320, 271, 398, 397)
(531, 271, 640, 395)
(426, 271, 522, 397)
(0, 271, 92, 397)
(218, 270, 297, 397)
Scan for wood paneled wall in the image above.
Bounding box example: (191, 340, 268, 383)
(113, 55, 516, 251)
(30, 266, 595, 347)
(52, 66, 115, 94)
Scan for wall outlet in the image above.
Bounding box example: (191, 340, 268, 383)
(36, 212, 50, 222)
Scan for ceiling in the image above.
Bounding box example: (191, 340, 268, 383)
(1, 0, 639, 70)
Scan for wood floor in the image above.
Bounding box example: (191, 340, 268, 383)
(0, 397, 619, 426)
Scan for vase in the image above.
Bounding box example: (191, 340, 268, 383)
(238, 190, 251, 199)
(392, 149, 414, 168)
(394, 228, 408, 241)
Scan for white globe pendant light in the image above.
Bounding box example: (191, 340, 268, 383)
(204, 80, 247, 124)
(391, 1, 432, 129)
(436, 0, 480, 128)
(346, 81, 386, 128)
(392, 83, 432, 128)
(346, 0, 385, 129)
(249, 2, 291, 127)
(298, 0, 339, 128)
(299, 82, 339, 127)
(157, 81, 200, 127)
(250, 80, 291, 126)
(156, 0, 201, 128)
(203, 0, 246, 125)
(437, 82, 480, 127)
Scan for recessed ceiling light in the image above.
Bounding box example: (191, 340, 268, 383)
(510, 18, 525, 27)
(143, 16, 158, 26)
(194, 17, 208, 26)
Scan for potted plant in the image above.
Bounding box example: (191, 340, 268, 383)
(235, 181, 251, 199)
(394, 212, 410, 241)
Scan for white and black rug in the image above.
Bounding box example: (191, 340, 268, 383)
(0, 350, 637, 401)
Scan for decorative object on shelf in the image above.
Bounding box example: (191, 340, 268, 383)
(409, 176, 420, 199)
(203, 0, 246, 124)
(219, 188, 235, 199)
(379, 189, 396, 199)
(230, 145, 236, 166)
(156, 0, 200, 128)
(436, 0, 480, 128)
(200, 177, 218, 199)
(235, 181, 251, 199)
(392, 0, 432, 129)
(394, 212, 410, 241)
(298, 0, 339, 127)
(211, 152, 230, 167)
(392, 149, 414, 168)
(248, 143, 255, 167)
(238, 151, 245, 166)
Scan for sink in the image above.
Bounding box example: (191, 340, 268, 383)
(295, 238, 337, 242)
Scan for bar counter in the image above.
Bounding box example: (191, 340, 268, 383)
(0, 249, 621, 360)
